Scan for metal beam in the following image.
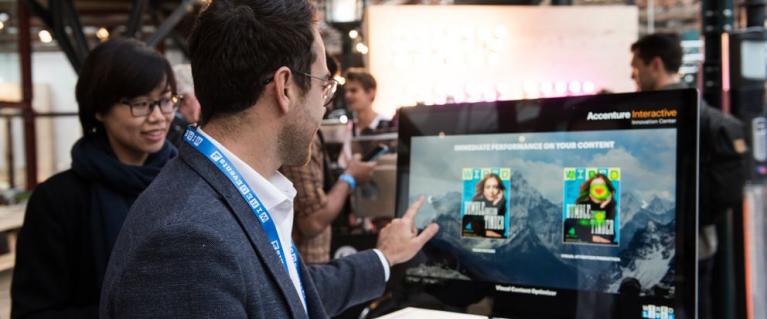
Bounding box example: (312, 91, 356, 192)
(6, 117, 15, 189)
(0, 102, 25, 109)
(701, 0, 734, 109)
(21, 0, 53, 28)
(125, 0, 147, 38)
(145, 0, 196, 48)
(149, 6, 190, 58)
(18, 1, 38, 189)
(62, 0, 89, 59)
(168, 30, 191, 58)
(48, 0, 85, 74)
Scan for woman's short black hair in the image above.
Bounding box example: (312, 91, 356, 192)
(188, 0, 317, 125)
(75, 38, 176, 134)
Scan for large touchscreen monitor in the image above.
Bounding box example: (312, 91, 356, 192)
(396, 90, 698, 319)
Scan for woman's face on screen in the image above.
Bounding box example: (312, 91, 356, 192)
(483, 177, 501, 201)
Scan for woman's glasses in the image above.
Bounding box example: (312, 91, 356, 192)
(120, 95, 183, 117)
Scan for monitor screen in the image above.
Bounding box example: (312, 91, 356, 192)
(396, 90, 698, 319)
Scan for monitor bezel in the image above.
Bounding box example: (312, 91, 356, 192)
(395, 89, 698, 319)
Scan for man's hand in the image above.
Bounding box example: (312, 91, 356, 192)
(376, 197, 440, 267)
(345, 158, 376, 185)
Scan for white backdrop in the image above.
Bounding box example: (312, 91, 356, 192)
(365, 5, 639, 117)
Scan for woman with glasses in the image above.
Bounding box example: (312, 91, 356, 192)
(11, 38, 178, 319)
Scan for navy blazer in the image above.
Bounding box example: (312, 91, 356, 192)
(100, 142, 386, 318)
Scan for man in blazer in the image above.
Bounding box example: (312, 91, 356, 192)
(99, 0, 440, 318)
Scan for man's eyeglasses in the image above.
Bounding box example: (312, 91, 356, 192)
(263, 70, 339, 106)
(120, 95, 183, 117)
(293, 71, 338, 107)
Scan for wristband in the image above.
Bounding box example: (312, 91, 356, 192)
(339, 173, 357, 190)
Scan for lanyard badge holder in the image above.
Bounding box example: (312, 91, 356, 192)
(184, 128, 307, 311)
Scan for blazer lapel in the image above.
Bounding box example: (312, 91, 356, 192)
(179, 143, 307, 318)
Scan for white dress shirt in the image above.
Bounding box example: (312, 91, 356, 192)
(196, 129, 390, 311)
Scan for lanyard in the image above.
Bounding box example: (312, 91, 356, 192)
(184, 127, 307, 311)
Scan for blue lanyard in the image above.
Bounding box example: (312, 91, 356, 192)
(184, 127, 307, 311)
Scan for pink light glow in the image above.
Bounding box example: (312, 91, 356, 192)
(555, 81, 568, 96)
(568, 81, 582, 94)
(539, 82, 554, 96)
(583, 81, 596, 93)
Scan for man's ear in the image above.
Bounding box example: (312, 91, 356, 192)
(650, 57, 665, 73)
(272, 66, 293, 115)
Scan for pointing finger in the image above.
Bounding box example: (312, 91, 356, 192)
(402, 196, 426, 221)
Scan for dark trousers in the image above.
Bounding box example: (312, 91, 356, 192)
(699, 257, 714, 319)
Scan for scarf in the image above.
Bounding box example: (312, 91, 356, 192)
(70, 133, 176, 283)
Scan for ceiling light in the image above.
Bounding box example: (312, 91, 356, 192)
(96, 27, 109, 42)
(38, 30, 53, 43)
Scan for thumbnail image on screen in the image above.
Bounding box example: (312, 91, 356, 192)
(407, 128, 677, 298)
(562, 167, 622, 246)
(461, 168, 512, 239)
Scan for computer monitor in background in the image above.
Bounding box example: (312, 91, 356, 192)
(396, 90, 698, 319)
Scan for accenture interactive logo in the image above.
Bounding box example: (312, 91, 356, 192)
(586, 108, 678, 125)
(586, 111, 631, 121)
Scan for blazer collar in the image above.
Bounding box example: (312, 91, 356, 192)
(178, 142, 308, 318)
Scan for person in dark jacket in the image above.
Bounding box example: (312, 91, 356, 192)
(10, 38, 178, 319)
(630, 33, 748, 319)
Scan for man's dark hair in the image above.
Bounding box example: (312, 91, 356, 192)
(189, 0, 317, 125)
(630, 33, 683, 74)
(345, 68, 377, 92)
(75, 38, 176, 134)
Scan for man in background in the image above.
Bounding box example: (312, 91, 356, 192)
(630, 32, 748, 319)
(344, 69, 391, 135)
